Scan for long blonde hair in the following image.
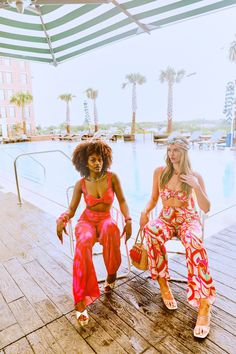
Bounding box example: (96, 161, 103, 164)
(160, 136, 192, 194)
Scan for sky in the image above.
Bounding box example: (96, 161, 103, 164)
(31, 6, 236, 128)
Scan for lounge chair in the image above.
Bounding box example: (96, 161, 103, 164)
(63, 134, 79, 141)
(153, 131, 180, 145)
(81, 132, 94, 140)
(188, 131, 202, 147)
(198, 131, 224, 149)
(90, 130, 107, 141)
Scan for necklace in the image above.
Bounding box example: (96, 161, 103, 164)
(173, 170, 179, 176)
(86, 173, 106, 182)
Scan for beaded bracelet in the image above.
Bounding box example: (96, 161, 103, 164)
(57, 212, 70, 225)
(125, 216, 132, 222)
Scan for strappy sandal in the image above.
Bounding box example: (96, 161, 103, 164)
(161, 289, 178, 310)
(76, 309, 89, 327)
(104, 280, 116, 294)
(194, 314, 211, 339)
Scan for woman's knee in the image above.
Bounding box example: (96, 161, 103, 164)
(144, 221, 169, 242)
(99, 219, 120, 244)
(75, 224, 96, 247)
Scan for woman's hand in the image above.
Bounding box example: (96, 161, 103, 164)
(180, 174, 200, 189)
(139, 211, 149, 230)
(56, 220, 68, 244)
(123, 220, 132, 243)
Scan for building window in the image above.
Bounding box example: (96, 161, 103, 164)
(25, 106, 30, 118)
(20, 73, 27, 84)
(3, 58, 11, 66)
(5, 72, 12, 84)
(19, 60, 26, 71)
(0, 107, 7, 118)
(9, 106, 15, 118)
(7, 89, 14, 100)
(0, 90, 5, 101)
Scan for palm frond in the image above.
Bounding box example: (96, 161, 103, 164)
(123, 73, 146, 86)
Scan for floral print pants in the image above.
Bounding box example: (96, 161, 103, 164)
(144, 207, 216, 307)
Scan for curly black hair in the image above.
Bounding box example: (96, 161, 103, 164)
(72, 140, 113, 177)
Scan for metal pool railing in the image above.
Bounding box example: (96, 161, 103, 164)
(14, 149, 71, 206)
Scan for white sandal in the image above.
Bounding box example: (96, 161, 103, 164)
(161, 289, 178, 310)
(76, 309, 89, 327)
(104, 280, 116, 294)
(193, 314, 211, 338)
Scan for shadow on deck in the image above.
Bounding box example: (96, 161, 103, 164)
(0, 191, 235, 353)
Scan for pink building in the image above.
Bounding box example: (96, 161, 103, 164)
(0, 56, 35, 138)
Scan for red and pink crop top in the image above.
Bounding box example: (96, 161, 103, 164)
(81, 172, 114, 207)
(159, 185, 189, 202)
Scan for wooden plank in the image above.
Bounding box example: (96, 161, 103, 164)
(89, 300, 150, 354)
(206, 237, 236, 252)
(142, 347, 161, 354)
(99, 292, 167, 347)
(0, 239, 12, 262)
(214, 232, 236, 246)
(4, 258, 62, 323)
(66, 310, 130, 353)
(0, 264, 23, 303)
(4, 338, 34, 354)
(0, 323, 24, 350)
(47, 317, 95, 354)
(24, 260, 74, 314)
(27, 327, 64, 354)
(204, 242, 235, 260)
(123, 276, 227, 354)
(0, 293, 16, 331)
(9, 297, 44, 334)
(155, 335, 193, 354)
(42, 243, 73, 274)
(29, 247, 71, 285)
(136, 274, 236, 354)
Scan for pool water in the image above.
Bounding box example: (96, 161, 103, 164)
(0, 137, 236, 223)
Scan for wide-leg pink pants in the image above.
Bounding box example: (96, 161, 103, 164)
(144, 206, 216, 307)
(73, 208, 121, 307)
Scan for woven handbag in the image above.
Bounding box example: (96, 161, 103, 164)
(129, 229, 148, 270)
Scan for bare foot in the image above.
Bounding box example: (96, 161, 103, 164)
(106, 272, 116, 284)
(104, 272, 117, 294)
(75, 300, 86, 312)
(196, 299, 211, 326)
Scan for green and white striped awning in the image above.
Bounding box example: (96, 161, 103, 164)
(1, 0, 236, 66)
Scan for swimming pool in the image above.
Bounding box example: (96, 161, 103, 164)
(0, 137, 235, 224)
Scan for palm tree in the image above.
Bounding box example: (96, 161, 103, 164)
(122, 73, 146, 135)
(85, 88, 99, 132)
(229, 36, 236, 62)
(10, 92, 33, 134)
(58, 93, 75, 134)
(159, 67, 186, 134)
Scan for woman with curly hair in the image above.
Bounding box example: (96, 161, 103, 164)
(139, 136, 216, 339)
(57, 140, 132, 326)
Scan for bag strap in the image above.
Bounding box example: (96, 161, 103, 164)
(134, 229, 145, 245)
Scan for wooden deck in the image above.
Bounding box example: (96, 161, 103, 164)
(0, 191, 236, 353)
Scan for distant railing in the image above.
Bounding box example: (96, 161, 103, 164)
(14, 149, 71, 206)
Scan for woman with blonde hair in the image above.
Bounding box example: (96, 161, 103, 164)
(140, 136, 216, 338)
